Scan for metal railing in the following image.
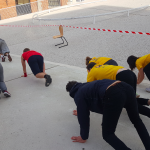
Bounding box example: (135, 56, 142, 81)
(32, 4, 150, 24)
(32, 0, 106, 22)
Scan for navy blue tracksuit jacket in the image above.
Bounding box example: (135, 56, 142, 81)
(69, 79, 116, 140)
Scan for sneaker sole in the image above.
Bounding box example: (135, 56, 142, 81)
(4, 93, 11, 97)
(8, 55, 12, 62)
(45, 75, 52, 87)
(2, 57, 5, 62)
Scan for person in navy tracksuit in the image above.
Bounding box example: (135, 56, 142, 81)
(66, 79, 150, 150)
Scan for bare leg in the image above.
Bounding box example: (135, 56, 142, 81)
(4, 52, 8, 56)
(43, 63, 46, 73)
(35, 72, 52, 87)
(35, 72, 46, 78)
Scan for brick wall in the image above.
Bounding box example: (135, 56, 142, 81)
(41, 0, 48, 11)
(0, 0, 17, 19)
(60, 0, 67, 6)
(30, 0, 49, 13)
(0, 0, 16, 9)
(30, 0, 38, 13)
(0, 0, 68, 20)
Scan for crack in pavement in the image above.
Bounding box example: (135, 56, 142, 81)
(5, 65, 59, 83)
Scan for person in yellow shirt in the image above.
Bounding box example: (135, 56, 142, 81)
(85, 56, 118, 66)
(127, 54, 150, 92)
(87, 63, 134, 88)
(86, 62, 150, 118)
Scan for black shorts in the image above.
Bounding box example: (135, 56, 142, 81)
(104, 59, 118, 66)
(143, 62, 150, 81)
(28, 55, 44, 76)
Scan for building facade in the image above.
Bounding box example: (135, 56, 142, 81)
(0, 0, 68, 20)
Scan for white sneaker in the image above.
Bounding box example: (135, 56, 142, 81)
(145, 87, 150, 93)
(3, 90, 11, 97)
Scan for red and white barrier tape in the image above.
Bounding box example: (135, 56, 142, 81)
(0, 24, 150, 35)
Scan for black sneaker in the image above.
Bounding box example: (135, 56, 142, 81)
(45, 75, 52, 87)
(8, 54, 12, 62)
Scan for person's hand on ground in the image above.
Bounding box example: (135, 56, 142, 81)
(148, 99, 150, 105)
(21, 73, 27, 77)
(71, 136, 86, 143)
(73, 110, 77, 116)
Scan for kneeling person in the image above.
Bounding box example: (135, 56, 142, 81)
(0, 63, 11, 97)
(66, 80, 150, 150)
(86, 62, 150, 118)
(21, 48, 52, 87)
(0, 38, 12, 62)
(86, 56, 118, 66)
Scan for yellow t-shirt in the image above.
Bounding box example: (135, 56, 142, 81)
(87, 65, 124, 82)
(89, 57, 112, 65)
(136, 54, 150, 70)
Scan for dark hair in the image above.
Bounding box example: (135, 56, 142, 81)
(85, 56, 92, 65)
(86, 62, 96, 71)
(66, 81, 77, 92)
(23, 48, 30, 53)
(127, 55, 139, 70)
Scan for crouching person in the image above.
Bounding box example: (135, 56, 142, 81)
(0, 38, 12, 62)
(0, 63, 11, 97)
(66, 80, 150, 150)
(21, 48, 52, 87)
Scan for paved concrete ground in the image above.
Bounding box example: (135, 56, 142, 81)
(0, 0, 150, 149)
(0, 0, 150, 69)
(0, 55, 150, 150)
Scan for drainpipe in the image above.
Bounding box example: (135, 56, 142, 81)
(37, 0, 42, 11)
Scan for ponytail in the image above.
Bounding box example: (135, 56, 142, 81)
(85, 56, 92, 65)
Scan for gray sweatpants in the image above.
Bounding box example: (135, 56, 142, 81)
(0, 39, 10, 54)
(0, 63, 7, 91)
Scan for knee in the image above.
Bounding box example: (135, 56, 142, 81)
(102, 130, 113, 142)
(103, 134, 114, 143)
(35, 74, 38, 78)
(130, 117, 143, 126)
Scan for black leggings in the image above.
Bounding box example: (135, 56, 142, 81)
(116, 70, 150, 118)
(102, 82, 150, 150)
(143, 62, 150, 80)
(104, 59, 118, 66)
